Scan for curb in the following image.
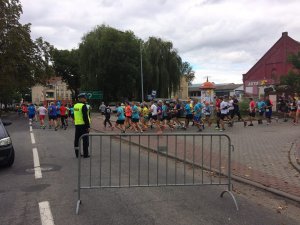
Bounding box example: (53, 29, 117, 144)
(231, 175, 300, 203)
(289, 141, 300, 173)
(91, 124, 300, 204)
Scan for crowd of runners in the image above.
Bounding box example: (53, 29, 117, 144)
(99, 94, 300, 134)
(18, 102, 75, 131)
(16, 94, 300, 134)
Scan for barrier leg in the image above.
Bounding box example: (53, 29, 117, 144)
(220, 190, 239, 211)
(76, 200, 81, 215)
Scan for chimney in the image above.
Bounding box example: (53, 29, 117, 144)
(282, 32, 288, 37)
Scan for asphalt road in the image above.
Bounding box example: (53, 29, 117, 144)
(0, 113, 299, 225)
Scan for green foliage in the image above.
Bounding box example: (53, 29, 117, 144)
(288, 51, 300, 69)
(181, 61, 195, 85)
(51, 48, 80, 98)
(143, 37, 183, 98)
(239, 98, 250, 115)
(77, 25, 189, 101)
(0, 0, 53, 104)
(279, 51, 300, 94)
(79, 25, 140, 102)
(280, 71, 300, 94)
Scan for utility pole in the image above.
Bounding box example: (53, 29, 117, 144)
(140, 42, 144, 102)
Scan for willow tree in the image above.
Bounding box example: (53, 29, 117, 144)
(79, 25, 140, 102)
(143, 37, 182, 98)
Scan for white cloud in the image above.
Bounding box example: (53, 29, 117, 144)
(20, 0, 300, 83)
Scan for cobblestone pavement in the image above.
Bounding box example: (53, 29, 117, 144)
(91, 113, 300, 199)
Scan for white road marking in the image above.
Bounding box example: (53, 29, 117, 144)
(30, 132, 36, 144)
(39, 201, 55, 225)
(33, 148, 42, 179)
(30, 126, 33, 132)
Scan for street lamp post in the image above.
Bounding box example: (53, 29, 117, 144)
(140, 42, 144, 102)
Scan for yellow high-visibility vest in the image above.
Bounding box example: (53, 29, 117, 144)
(74, 103, 91, 125)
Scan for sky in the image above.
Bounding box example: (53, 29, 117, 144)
(20, 0, 300, 84)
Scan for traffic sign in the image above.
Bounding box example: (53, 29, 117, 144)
(151, 90, 157, 97)
(81, 91, 103, 100)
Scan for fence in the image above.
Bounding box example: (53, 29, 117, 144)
(76, 133, 238, 214)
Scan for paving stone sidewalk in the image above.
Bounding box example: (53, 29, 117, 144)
(91, 113, 300, 199)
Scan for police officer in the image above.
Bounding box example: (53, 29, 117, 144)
(74, 93, 91, 158)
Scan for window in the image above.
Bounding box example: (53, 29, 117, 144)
(245, 87, 253, 94)
(46, 92, 54, 98)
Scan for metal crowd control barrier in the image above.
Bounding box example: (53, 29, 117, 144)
(76, 133, 238, 214)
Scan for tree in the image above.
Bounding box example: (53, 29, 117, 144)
(79, 25, 140, 102)
(52, 48, 80, 99)
(143, 37, 182, 98)
(181, 61, 195, 85)
(288, 51, 300, 69)
(280, 71, 300, 94)
(0, 0, 53, 106)
(279, 51, 300, 94)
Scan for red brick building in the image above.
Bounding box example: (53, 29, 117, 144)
(243, 32, 300, 96)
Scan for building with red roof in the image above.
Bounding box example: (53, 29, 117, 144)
(243, 32, 300, 96)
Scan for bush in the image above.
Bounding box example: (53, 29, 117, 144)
(239, 98, 250, 117)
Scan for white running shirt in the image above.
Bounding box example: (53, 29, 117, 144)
(220, 101, 228, 114)
(150, 104, 158, 116)
(37, 106, 47, 115)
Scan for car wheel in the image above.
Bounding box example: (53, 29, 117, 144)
(6, 147, 15, 167)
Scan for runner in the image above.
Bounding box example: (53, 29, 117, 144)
(232, 95, 242, 121)
(60, 104, 68, 129)
(69, 104, 74, 124)
(244, 97, 256, 127)
(193, 100, 204, 132)
(124, 101, 132, 130)
(278, 97, 289, 122)
(149, 100, 158, 129)
(219, 97, 228, 131)
(183, 100, 193, 130)
(156, 100, 164, 134)
(56, 102, 61, 128)
(226, 96, 233, 127)
(228, 96, 235, 122)
(140, 103, 149, 130)
(22, 104, 28, 118)
(162, 101, 174, 130)
(214, 96, 221, 130)
(115, 102, 126, 133)
(37, 104, 47, 129)
(65, 104, 70, 126)
(288, 96, 297, 125)
(99, 102, 106, 119)
(103, 104, 113, 130)
(28, 103, 36, 125)
(256, 96, 266, 124)
(48, 102, 58, 131)
(173, 99, 183, 128)
(264, 96, 273, 125)
(203, 101, 212, 128)
(131, 101, 143, 133)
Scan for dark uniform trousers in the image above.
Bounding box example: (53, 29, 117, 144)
(74, 125, 89, 157)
